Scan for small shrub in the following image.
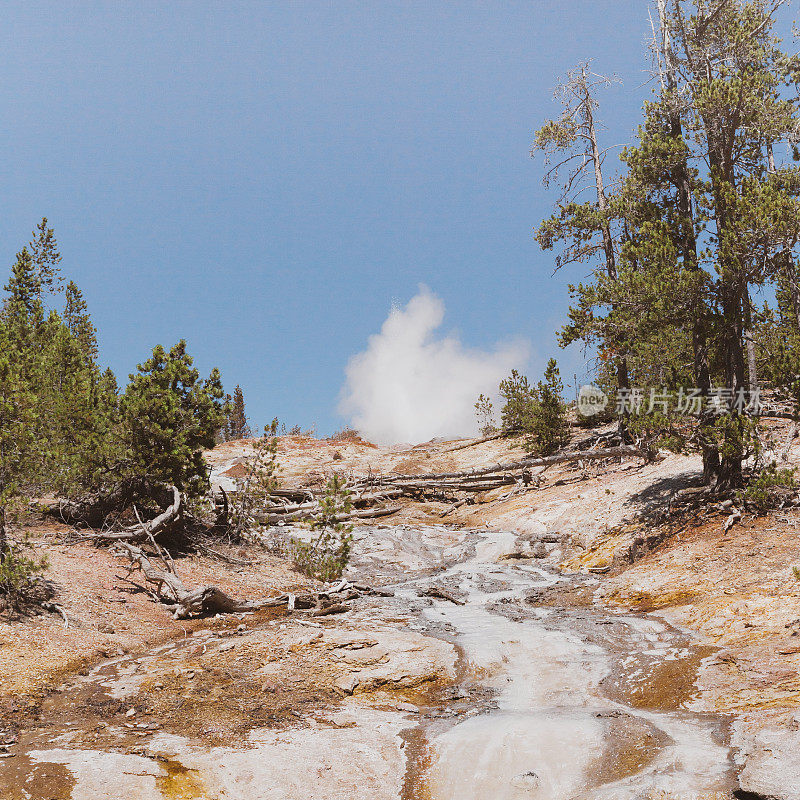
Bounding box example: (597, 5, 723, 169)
(329, 427, 360, 442)
(228, 419, 280, 540)
(739, 465, 797, 513)
(287, 424, 316, 437)
(289, 473, 353, 582)
(498, 360, 570, 455)
(524, 359, 570, 456)
(474, 394, 497, 436)
(499, 370, 536, 433)
(0, 533, 50, 612)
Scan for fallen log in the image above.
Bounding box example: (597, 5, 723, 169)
(419, 586, 466, 605)
(390, 476, 515, 491)
(442, 431, 506, 452)
(357, 445, 645, 485)
(83, 486, 183, 542)
(258, 504, 401, 525)
(440, 499, 470, 517)
(256, 489, 403, 517)
(353, 583, 394, 597)
(115, 542, 288, 618)
(115, 544, 391, 618)
(311, 603, 350, 616)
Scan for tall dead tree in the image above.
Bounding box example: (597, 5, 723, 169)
(533, 63, 631, 435)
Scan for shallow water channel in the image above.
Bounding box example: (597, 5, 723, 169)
(1, 524, 736, 799)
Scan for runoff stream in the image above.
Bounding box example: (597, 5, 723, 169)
(0, 523, 736, 799)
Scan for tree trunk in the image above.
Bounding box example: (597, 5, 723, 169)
(743, 289, 758, 397)
(582, 68, 630, 438)
(0, 505, 7, 563)
(657, 0, 718, 483)
(709, 151, 746, 488)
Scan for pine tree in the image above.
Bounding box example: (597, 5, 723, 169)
(533, 65, 632, 435)
(28, 218, 62, 295)
(63, 281, 98, 363)
(499, 370, 536, 434)
(228, 418, 279, 539)
(538, 0, 800, 489)
(0, 319, 36, 558)
(474, 394, 497, 436)
(525, 359, 570, 456)
(289, 473, 353, 582)
(120, 340, 226, 496)
(647, 0, 800, 487)
(225, 385, 251, 440)
(2, 249, 43, 334)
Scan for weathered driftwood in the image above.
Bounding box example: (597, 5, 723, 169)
(115, 543, 274, 618)
(115, 541, 389, 619)
(311, 603, 350, 616)
(356, 445, 644, 486)
(390, 476, 515, 491)
(442, 431, 506, 452)
(257, 504, 401, 525)
(440, 499, 470, 517)
(84, 486, 183, 542)
(48, 478, 169, 528)
(257, 489, 403, 517)
(760, 410, 796, 420)
(419, 586, 466, 605)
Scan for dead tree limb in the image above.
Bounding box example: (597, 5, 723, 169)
(114, 545, 390, 619)
(83, 486, 183, 542)
(419, 586, 466, 605)
(115, 543, 282, 618)
(361, 445, 645, 485)
(256, 504, 401, 525)
(442, 431, 506, 452)
(780, 421, 798, 462)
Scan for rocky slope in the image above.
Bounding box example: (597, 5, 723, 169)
(2, 427, 800, 798)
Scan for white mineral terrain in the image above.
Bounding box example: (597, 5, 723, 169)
(3, 427, 800, 799)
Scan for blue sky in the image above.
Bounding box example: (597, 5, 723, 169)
(0, 1, 761, 435)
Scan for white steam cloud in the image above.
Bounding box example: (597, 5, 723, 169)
(339, 286, 530, 445)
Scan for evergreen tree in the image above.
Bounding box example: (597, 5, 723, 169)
(28, 218, 62, 295)
(2, 249, 43, 334)
(120, 340, 226, 496)
(533, 65, 632, 436)
(499, 370, 536, 433)
(474, 394, 497, 436)
(0, 320, 35, 557)
(63, 281, 98, 363)
(525, 359, 570, 455)
(538, 0, 800, 489)
(0, 220, 229, 534)
(228, 419, 279, 539)
(290, 473, 353, 582)
(497, 363, 570, 454)
(224, 385, 251, 440)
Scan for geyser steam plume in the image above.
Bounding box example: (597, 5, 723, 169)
(339, 286, 530, 445)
